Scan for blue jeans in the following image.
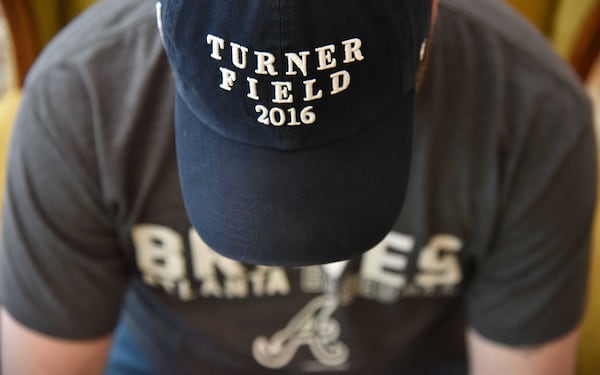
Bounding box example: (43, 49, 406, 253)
(105, 319, 156, 375)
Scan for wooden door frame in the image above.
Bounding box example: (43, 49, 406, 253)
(0, 0, 38, 87)
(570, 1, 600, 81)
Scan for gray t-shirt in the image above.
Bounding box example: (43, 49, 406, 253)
(2, 0, 596, 373)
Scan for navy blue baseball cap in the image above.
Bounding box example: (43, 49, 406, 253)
(157, 0, 432, 266)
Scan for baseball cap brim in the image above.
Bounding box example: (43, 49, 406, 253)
(175, 89, 414, 266)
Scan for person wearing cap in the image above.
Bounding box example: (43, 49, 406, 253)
(1, 0, 595, 374)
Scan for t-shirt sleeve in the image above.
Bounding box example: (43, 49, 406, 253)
(466, 89, 597, 346)
(1, 64, 128, 339)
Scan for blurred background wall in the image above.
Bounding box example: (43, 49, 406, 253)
(506, 0, 598, 56)
(552, 0, 598, 56)
(29, 0, 92, 48)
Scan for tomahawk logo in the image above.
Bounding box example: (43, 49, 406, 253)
(253, 261, 350, 369)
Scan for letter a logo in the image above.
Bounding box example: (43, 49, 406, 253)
(252, 295, 349, 369)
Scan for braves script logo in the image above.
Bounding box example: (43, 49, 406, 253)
(132, 227, 463, 369)
(206, 34, 365, 127)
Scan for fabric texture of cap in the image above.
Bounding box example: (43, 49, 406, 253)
(157, 0, 432, 266)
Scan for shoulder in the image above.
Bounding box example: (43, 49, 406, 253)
(14, 0, 174, 190)
(19, 0, 172, 136)
(437, 0, 589, 109)
(26, 0, 161, 87)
